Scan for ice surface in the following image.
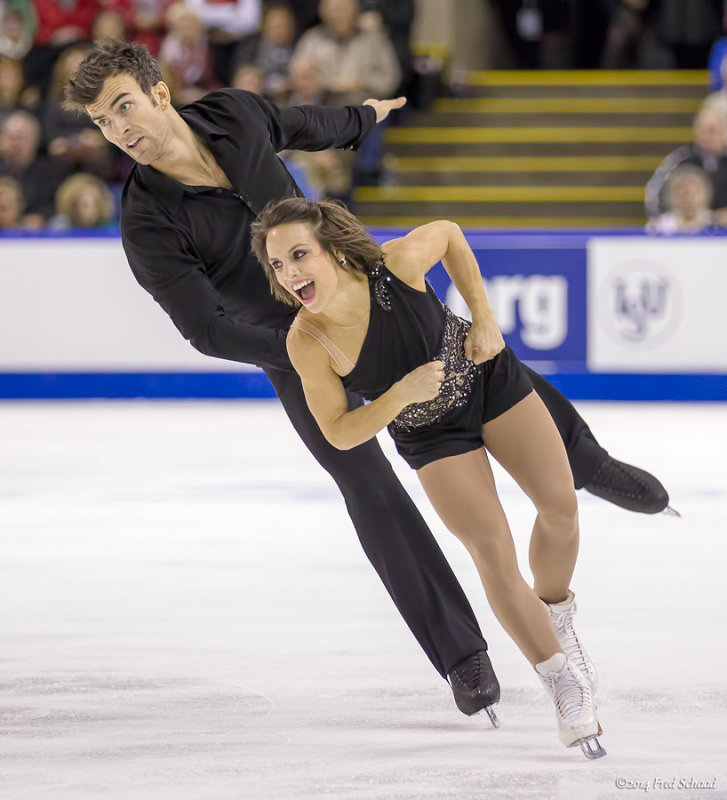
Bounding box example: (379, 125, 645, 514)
(0, 400, 725, 800)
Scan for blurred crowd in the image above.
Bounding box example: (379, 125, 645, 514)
(0, 0, 414, 231)
(491, 0, 725, 71)
(644, 37, 727, 235)
(5, 0, 727, 234)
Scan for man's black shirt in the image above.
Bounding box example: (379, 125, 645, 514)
(120, 88, 376, 371)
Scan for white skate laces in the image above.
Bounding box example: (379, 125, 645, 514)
(544, 591, 598, 693)
(536, 652, 606, 759)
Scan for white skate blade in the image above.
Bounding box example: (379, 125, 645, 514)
(484, 705, 500, 729)
(578, 735, 607, 759)
(662, 505, 681, 518)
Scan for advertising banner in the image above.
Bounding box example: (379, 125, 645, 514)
(0, 239, 253, 372)
(427, 235, 587, 371)
(587, 238, 727, 373)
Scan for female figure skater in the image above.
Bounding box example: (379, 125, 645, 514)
(251, 198, 605, 759)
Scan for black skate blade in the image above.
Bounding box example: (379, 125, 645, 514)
(484, 705, 500, 729)
(579, 736, 607, 759)
(662, 505, 681, 518)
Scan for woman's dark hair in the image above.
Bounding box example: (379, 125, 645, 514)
(63, 39, 163, 113)
(251, 197, 382, 306)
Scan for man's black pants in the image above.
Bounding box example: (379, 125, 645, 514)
(266, 364, 607, 678)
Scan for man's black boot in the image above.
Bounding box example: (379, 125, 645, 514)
(447, 650, 500, 727)
(583, 456, 674, 514)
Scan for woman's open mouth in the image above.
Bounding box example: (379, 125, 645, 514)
(292, 278, 316, 304)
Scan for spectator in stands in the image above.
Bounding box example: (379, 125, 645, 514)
(292, 0, 399, 107)
(129, 0, 174, 56)
(159, 3, 215, 105)
(232, 3, 296, 104)
(358, 0, 414, 96)
(657, 0, 722, 69)
(601, 0, 651, 69)
(41, 45, 113, 178)
(288, 0, 319, 34)
(283, 54, 353, 204)
(184, 0, 262, 85)
(50, 172, 116, 229)
(0, 54, 29, 119)
(287, 53, 325, 105)
(645, 106, 727, 220)
(491, 0, 574, 69)
(291, 0, 400, 183)
(701, 75, 727, 127)
(646, 165, 722, 234)
(92, 9, 129, 42)
(0, 173, 23, 228)
(708, 36, 727, 92)
(708, 7, 727, 91)
(0, 110, 72, 227)
(0, 0, 36, 60)
(230, 62, 264, 95)
(27, 0, 97, 96)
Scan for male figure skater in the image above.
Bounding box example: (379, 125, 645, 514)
(65, 40, 670, 719)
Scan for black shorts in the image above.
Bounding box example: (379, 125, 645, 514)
(391, 345, 534, 470)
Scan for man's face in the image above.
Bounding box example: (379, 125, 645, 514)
(86, 73, 170, 165)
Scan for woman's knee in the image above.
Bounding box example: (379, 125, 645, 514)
(453, 523, 519, 574)
(536, 487, 579, 533)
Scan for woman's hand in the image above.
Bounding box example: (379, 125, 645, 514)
(396, 360, 445, 404)
(464, 317, 505, 364)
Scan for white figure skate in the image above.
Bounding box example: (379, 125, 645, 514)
(544, 591, 598, 694)
(536, 652, 606, 759)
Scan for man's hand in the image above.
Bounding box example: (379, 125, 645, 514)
(363, 96, 407, 123)
(464, 318, 505, 365)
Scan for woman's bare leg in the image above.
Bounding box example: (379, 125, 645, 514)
(482, 391, 580, 604)
(417, 449, 560, 666)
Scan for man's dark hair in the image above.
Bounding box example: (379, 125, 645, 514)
(63, 39, 163, 114)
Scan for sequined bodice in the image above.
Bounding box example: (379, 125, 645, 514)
(341, 260, 479, 434)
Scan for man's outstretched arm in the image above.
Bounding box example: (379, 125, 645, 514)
(231, 88, 405, 154)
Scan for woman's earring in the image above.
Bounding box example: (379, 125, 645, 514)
(339, 257, 346, 266)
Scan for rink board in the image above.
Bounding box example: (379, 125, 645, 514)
(0, 230, 725, 400)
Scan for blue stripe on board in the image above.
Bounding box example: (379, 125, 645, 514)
(0, 373, 277, 399)
(0, 372, 725, 401)
(544, 373, 727, 402)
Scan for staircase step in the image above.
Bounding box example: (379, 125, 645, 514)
(467, 69, 708, 85)
(435, 97, 702, 113)
(370, 70, 701, 228)
(466, 84, 708, 98)
(386, 141, 675, 157)
(385, 126, 690, 143)
(464, 70, 708, 99)
(391, 156, 661, 171)
(358, 215, 641, 228)
(355, 186, 644, 202)
(390, 170, 651, 187)
(414, 111, 693, 126)
(355, 199, 645, 217)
